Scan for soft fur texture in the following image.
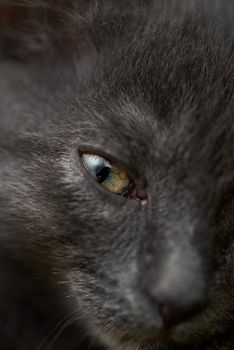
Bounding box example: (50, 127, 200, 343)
(0, 1, 234, 349)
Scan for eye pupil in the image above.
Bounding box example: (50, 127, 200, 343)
(96, 166, 111, 184)
(81, 153, 135, 198)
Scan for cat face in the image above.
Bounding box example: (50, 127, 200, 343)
(1, 1, 234, 350)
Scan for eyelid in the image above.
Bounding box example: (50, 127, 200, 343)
(78, 146, 137, 181)
(78, 147, 148, 201)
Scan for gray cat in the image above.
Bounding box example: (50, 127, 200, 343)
(0, 1, 234, 349)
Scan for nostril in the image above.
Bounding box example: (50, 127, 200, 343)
(144, 285, 208, 329)
(159, 303, 174, 326)
(158, 301, 205, 328)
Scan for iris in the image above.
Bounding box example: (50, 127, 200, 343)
(81, 154, 133, 195)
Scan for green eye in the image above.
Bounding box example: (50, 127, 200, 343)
(81, 153, 134, 197)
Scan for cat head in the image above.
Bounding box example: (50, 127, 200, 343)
(1, 1, 234, 349)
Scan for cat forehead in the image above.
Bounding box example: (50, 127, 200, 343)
(13, 1, 233, 177)
(76, 92, 233, 171)
(77, 27, 234, 169)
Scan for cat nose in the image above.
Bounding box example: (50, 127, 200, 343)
(143, 250, 207, 328)
(148, 289, 206, 328)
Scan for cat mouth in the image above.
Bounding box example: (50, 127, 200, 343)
(107, 312, 234, 350)
(168, 322, 234, 350)
(118, 317, 234, 350)
(135, 326, 234, 350)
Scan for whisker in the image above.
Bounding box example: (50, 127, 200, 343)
(38, 310, 79, 350)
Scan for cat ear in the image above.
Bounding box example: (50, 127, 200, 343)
(0, 1, 98, 61)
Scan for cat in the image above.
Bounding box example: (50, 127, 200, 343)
(0, 0, 234, 349)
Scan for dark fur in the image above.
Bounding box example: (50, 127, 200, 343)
(0, 1, 234, 349)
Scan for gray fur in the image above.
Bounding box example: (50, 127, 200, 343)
(0, 1, 234, 349)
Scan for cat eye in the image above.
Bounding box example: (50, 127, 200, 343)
(81, 153, 136, 198)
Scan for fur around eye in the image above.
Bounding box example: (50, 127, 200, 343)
(81, 153, 134, 196)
